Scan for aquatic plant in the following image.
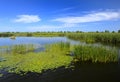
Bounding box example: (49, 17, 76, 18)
(0, 42, 118, 76)
(0, 42, 73, 75)
(67, 33, 120, 45)
(0, 44, 35, 55)
(11, 44, 35, 54)
(73, 45, 118, 63)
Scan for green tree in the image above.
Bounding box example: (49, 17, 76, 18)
(118, 30, 120, 33)
(105, 30, 109, 33)
(112, 31, 115, 33)
(96, 31, 99, 33)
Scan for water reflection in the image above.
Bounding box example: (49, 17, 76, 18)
(0, 62, 119, 82)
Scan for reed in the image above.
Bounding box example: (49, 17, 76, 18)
(73, 45, 118, 63)
(11, 44, 35, 54)
(0, 44, 35, 55)
(67, 33, 120, 45)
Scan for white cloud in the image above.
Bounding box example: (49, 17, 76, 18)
(53, 11, 120, 23)
(14, 15, 41, 23)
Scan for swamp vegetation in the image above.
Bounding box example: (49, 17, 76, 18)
(0, 32, 119, 81)
(67, 33, 120, 45)
(0, 42, 72, 75)
(0, 41, 118, 76)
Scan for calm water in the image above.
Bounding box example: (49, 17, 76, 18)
(0, 37, 81, 46)
(0, 37, 120, 82)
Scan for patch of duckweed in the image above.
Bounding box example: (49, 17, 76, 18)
(0, 42, 73, 75)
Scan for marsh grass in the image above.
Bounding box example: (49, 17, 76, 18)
(67, 33, 120, 45)
(11, 44, 35, 54)
(73, 45, 118, 63)
(0, 44, 35, 55)
(0, 42, 118, 76)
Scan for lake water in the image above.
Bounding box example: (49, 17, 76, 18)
(0, 37, 120, 82)
(0, 37, 81, 46)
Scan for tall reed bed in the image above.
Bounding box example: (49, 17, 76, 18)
(0, 44, 35, 55)
(11, 44, 35, 54)
(73, 45, 118, 63)
(67, 33, 120, 45)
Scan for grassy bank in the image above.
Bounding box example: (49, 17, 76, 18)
(67, 33, 120, 45)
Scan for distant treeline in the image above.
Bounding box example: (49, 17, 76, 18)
(0, 32, 65, 37)
(0, 32, 14, 37)
(0, 30, 120, 37)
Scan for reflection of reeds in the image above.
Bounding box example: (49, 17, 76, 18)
(73, 45, 118, 63)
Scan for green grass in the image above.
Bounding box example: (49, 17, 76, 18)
(73, 45, 118, 63)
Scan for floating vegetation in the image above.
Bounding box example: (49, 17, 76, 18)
(0, 42, 73, 75)
(73, 45, 118, 63)
(10, 36, 16, 39)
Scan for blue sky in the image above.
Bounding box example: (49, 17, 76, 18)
(0, 0, 120, 32)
